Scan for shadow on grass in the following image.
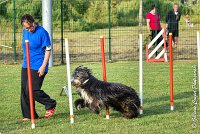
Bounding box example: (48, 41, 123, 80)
(141, 91, 193, 117)
(143, 91, 193, 103)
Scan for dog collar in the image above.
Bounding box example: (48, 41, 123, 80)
(83, 79, 89, 85)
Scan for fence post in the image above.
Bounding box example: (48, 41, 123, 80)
(61, 0, 64, 64)
(108, 0, 112, 61)
(13, 0, 17, 63)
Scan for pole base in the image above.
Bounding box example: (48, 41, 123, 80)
(106, 115, 110, 119)
(70, 118, 74, 124)
(140, 110, 143, 115)
(31, 124, 35, 129)
(170, 106, 174, 111)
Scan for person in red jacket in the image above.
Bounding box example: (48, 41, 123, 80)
(146, 4, 162, 47)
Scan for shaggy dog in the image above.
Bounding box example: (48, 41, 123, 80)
(71, 66, 140, 119)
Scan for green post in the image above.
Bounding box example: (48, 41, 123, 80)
(13, 0, 17, 63)
(154, 0, 158, 56)
(61, 0, 64, 64)
(108, 0, 112, 61)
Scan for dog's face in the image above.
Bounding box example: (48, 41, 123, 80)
(71, 66, 92, 87)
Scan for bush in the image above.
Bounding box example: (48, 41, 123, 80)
(66, 19, 95, 32)
(1, 0, 200, 32)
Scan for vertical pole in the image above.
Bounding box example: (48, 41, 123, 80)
(139, 34, 143, 114)
(64, 38, 74, 123)
(197, 31, 200, 100)
(108, 0, 112, 61)
(13, 0, 17, 63)
(169, 33, 174, 111)
(61, 0, 64, 64)
(139, 0, 143, 114)
(42, 0, 53, 67)
(138, 0, 143, 34)
(25, 40, 35, 129)
(100, 36, 110, 119)
(163, 27, 168, 62)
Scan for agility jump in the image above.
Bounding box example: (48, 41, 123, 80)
(146, 28, 168, 62)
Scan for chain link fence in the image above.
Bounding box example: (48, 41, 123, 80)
(0, 0, 200, 64)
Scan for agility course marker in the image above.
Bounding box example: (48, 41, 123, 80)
(197, 31, 200, 100)
(100, 36, 110, 119)
(139, 34, 143, 115)
(64, 38, 74, 123)
(146, 28, 167, 62)
(169, 33, 174, 111)
(25, 40, 35, 129)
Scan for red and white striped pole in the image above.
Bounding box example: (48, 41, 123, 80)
(100, 36, 110, 119)
(25, 40, 35, 129)
(169, 33, 174, 111)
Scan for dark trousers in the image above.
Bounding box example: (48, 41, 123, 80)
(151, 30, 163, 46)
(21, 68, 56, 119)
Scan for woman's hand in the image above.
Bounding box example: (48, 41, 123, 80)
(38, 66, 46, 77)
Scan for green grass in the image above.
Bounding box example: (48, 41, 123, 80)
(0, 61, 199, 134)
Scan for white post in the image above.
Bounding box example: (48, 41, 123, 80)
(42, 0, 53, 67)
(197, 31, 200, 100)
(139, 34, 143, 114)
(65, 38, 74, 123)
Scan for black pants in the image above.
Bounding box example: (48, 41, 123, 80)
(168, 29, 179, 43)
(21, 68, 56, 119)
(151, 30, 163, 46)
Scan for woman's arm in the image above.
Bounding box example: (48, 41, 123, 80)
(38, 50, 51, 77)
(146, 19, 151, 33)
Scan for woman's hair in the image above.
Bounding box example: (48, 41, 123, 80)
(21, 14, 35, 25)
(151, 4, 156, 10)
(174, 3, 179, 6)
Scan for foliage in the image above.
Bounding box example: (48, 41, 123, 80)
(0, 0, 199, 31)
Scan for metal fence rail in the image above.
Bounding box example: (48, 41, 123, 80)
(0, 0, 200, 64)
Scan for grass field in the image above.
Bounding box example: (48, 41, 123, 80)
(0, 61, 199, 134)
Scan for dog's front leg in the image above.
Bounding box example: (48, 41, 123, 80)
(74, 99, 86, 111)
(89, 102, 101, 114)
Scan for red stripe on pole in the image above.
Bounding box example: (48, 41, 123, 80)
(169, 33, 174, 110)
(100, 36, 109, 118)
(25, 40, 35, 127)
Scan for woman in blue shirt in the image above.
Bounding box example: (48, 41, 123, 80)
(21, 14, 56, 120)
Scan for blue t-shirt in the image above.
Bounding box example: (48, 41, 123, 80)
(22, 25, 51, 72)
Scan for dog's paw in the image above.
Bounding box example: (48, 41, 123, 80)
(76, 104, 82, 111)
(75, 99, 85, 111)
